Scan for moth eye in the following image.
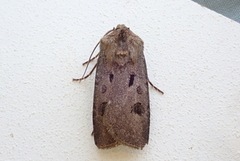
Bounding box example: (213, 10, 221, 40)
(131, 102, 145, 116)
(128, 74, 135, 87)
(109, 74, 114, 82)
(99, 102, 107, 116)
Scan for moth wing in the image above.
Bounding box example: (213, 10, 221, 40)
(93, 50, 149, 149)
(92, 50, 119, 149)
(104, 50, 150, 149)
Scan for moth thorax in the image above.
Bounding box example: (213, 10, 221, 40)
(114, 50, 132, 66)
(116, 50, 129, 57)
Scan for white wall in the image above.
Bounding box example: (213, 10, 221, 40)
(1, 0, 240, 160)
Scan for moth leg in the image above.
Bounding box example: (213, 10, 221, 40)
(148, 80, 164, 94)
(72, 63, 97, 81)
(82, 53, 99, 65)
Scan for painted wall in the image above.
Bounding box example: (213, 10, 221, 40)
(192, 0, 240, 23)
(1, 0, 240, 160)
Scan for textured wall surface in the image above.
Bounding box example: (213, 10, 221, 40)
(192, 0, 240, 23)
(1, 0, 240, 161)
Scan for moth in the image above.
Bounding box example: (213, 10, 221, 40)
(73, 24, 163, 149)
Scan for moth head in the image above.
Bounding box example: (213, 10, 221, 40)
(116, 24, 130, 42)
(116, 24, 128, 30)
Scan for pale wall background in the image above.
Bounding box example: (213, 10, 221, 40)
(1, 0, 240, 161)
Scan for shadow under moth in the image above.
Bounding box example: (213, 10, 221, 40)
(73, 24, 163, 149)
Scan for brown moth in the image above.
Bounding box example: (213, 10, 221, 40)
(73, 24, 163, 149)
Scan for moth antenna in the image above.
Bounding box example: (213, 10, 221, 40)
(82, 53, 100, 65)
(81, 41, 100, 79)
(73, 63, 97, 81)
(81, 27, 115, 79)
